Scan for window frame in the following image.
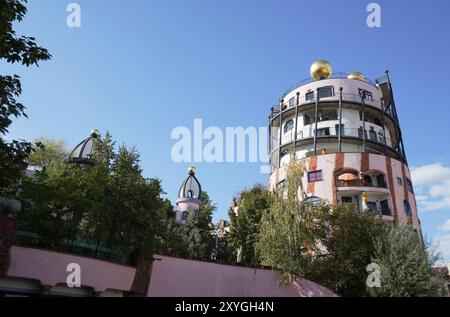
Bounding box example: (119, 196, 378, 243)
(318, 86, 335, 98)
(307, 170, 323, 183)
(283, 119, 294, 134)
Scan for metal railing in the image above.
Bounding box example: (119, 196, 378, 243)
(273, 127, 394, 151)
(15, 231, 136, 266)
(280, 73, 378, 99)
(269, 92, 395, 120)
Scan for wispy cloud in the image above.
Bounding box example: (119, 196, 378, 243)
(434, 234, 450, 261)
(440, 219, 450, 232)
(411, 163, 450, 212)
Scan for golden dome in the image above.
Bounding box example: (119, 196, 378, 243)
(90, 129, 101, 138)
(347, 71, 365, 81)
(188, 166, 196, 175)
(310, 60, 332, 81)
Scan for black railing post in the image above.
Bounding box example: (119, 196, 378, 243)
(313, 89, 320, 155)
(278, 99, 283, 168)
(361, 94, 366, 152)
(338, 87, 343, 152)
(294, 92, 299, 142)
(380, 98, 387, 155)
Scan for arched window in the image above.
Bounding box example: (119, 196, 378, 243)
(304, 196, 322, 204)
(364, 175, 373, 187)
(376, 174, 387, 188)
(284, 120, 294, 134)
(404, 200, 412, 216)
(181, 212, 189, 221)
(187, 190, 194, 198)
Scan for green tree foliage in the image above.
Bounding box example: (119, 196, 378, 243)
(19, 133, 173, 259)
(166, 192, 216, 260)
(256, 161, 328, 283)
(27, 138, 68, 168)
(227, 185, 270, 264)
(256, 160, 443, 297)
(0, 0, 51, 195)
(310, 204, 384, 297)
(367, 225, 446, 297)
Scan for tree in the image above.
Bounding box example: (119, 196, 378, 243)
(27, 138, 68, 168)
(256, 161, 328, 283)
(310, 204, 384, 297)
(227, 184, 270, 264)
(367, 225, 446, 297)
(0, 0, 52, 195)
(19, 133, 173, 260)
(166, 191, 216, 260)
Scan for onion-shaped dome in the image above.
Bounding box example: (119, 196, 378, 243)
(68, 129, 101, 165)
(178, 166, 201, 199)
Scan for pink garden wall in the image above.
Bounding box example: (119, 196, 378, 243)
(6, 246, 337, 297)
(7, 246, 136, 292)
(148, 254, 337, 297)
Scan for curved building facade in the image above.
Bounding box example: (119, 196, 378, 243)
(268, 61, 420, 232)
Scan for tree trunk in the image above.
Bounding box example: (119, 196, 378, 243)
(129, 254, 154, 296)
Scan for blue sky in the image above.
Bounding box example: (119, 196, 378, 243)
(3, 0, 450, 261)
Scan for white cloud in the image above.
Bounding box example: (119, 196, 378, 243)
(440, 219, 450, 232)
(434, 234, 450, 262)
(411, 163, 450, 212)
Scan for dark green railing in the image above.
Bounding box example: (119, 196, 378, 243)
(15, 231, 136, 266)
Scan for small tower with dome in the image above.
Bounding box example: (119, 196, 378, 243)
(176, 166, 202, 223)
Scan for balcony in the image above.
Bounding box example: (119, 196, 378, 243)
(276, 126, 393, 150)
(269, 91, 393, 121)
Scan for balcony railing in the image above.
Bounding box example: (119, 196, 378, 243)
(336, 179, 388, 189)
(270, 92, 396, 120)
(280, 72, 378, 99)
(273, 127, 394, 151)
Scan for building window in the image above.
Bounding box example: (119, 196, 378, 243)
(181, 212, 189, 221)
(315, 127, 330, 137)
(335, 124, 345, 136)
(341, 196, 353, 204)
(377, 174, 387, 188)
(288, 97, 296, 107)
(318, 86, 334, 98)
(306, 91, 315, 101)
(380, 199, 391, 216)
(404, 200, 412, 216)
(304, 114, 311, 125)
(406, 178, 414, 193)
(397, 177, 403, 186)
(284, 119, 294, 134)
(367, 202, 377, 212)
(308, 170, 323, 182)
(378, 131, 385, 143)
(359, 89, 373, 101)
(364, 175, 373, 187)
(369, 127, 378, 142)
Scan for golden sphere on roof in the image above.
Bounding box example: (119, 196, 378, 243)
(188, 166, 196, 175)
(310, 60, 332, 81)
(347, 71, 365, 81)
(90, 129, 101, 138)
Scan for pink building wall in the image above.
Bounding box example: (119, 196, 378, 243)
(148, 254, 337, 297)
